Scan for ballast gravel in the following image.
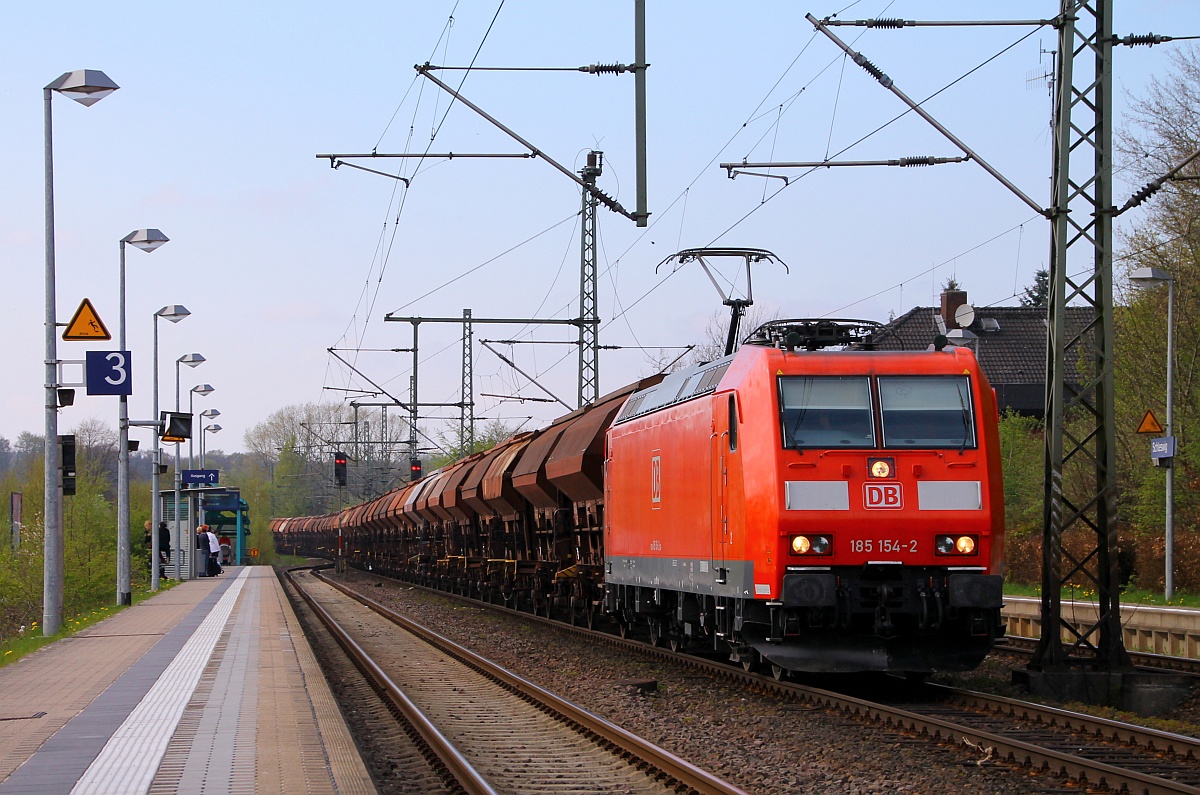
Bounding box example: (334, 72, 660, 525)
(329, 569, 1066, 795)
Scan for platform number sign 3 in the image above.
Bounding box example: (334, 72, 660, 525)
(85, 351, 133, 396)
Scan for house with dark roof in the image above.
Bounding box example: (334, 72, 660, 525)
(866, 288, 1094, 418)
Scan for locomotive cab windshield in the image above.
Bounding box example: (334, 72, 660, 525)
(780, 374, 976, 450)
(780, 376, 874, 449)
(879, 376, 975, 449)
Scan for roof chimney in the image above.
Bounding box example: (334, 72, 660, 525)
(941, 286, 967, 330)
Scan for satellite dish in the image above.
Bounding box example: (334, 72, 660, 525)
(954, 303, 976, 328)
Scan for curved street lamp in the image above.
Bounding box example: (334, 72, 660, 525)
(151, 305, 189, 586)
(174, 354, 205, 579)
(43, 69, 119, 635)
(188, 384, 215, 469)
(116, 229, 169, 606)
(200, 423, 222, 469)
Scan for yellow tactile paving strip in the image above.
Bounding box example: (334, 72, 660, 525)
(0, 580, 223, 784)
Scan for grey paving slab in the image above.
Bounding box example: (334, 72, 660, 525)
(0, 576, 237, 795)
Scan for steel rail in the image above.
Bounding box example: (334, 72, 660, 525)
(283, 566, 498, 795)
(331, 567, 1200, 795)
(999, 636, 1200, 678)
(311, 568, 751, 795)
(929, 682, 1200, 759)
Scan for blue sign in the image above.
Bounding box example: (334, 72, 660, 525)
(85, 351, 132, 396)
(1151, 436, 1176, 459)
(205, 491, 240, 512)
(182, 469, 220, 485)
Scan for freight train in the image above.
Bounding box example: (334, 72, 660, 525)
(273, 319, 1005, 676)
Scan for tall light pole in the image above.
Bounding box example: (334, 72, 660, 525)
(116, 229, 168, 606)
(197, 412, 221, 535)
(1131, 266, 1177, 600)
(43, 69, 119, 636)
(176, 353, 205, 577)
(188, 384, 215, 469)
(151, 305, 189, 586)
(200, 422, 222, 468)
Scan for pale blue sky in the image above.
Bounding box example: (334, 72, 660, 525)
(2, 1, 1197, 453)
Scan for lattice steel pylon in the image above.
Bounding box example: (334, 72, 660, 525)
(1031, 0, 1131, 672)
(461, 308, 475, 453)
(578, 151, 602, 408)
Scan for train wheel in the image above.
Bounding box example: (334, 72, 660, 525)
(667, 637, 681, 652)
(648, 621, 665, 647)
(585, 604, 597, 630)
(617, 621, 631, 639)
(771, 664, 786, 681)
(568, 596, 580, 626)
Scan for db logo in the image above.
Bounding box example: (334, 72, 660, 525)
(864, 483, 903, 509)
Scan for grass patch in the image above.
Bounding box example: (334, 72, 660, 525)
(0, 579, 179, 669)
(1004, 582, 1198, 608)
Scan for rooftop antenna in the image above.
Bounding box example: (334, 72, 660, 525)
(1026, 42, 1057, 131)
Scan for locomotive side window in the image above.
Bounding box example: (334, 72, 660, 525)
(728, 393, 738, 451)
(779, 376, 874, 449)
(878, 376, 976, 449)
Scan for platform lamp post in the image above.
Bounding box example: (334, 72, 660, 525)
(43, 69, 119, 636)
(187, 384, 214, 469)
(116, 229, 169, 606)
(194, 413, 220, 533)
(176, 354, 205, 578)
(152, 305, 190, 586)
(1130, 266, 1177, 600)
(199, 418, 221, 468)
(198, 421, 223, 540)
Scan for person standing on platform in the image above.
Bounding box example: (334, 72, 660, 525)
(205, 526, 223, 575)
(196, 527, 210, 577)
(158, 521, 172, 580)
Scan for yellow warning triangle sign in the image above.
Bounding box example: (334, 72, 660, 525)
(62, 298, 111, 341)
(1136, 410, 1165, 435)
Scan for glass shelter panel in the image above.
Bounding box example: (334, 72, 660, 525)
(779, 376, 874, 449)
(878, 376, 975, 449)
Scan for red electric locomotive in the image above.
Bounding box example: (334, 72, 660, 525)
(271, 318, 1005, 676)
(602, 319, 1005, 674)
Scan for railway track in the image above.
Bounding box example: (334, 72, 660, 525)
(283, 565, 749, 795)
(330, 567, 1200, 795)
(998, 636, 1200, 678)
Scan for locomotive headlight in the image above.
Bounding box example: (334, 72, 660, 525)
(790, 534, 831, 556)
(935, 534, 978, 555)
(868, 458, 894, 479)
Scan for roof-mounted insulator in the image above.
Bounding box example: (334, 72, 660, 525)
(852, 52, 893, 89)
(865, 18, 908, 29)
(899, 156, 935, 167)
(1120, 33, 1169, 47)
(581, 63, 631, 75)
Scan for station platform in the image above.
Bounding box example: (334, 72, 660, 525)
(0, 567, 376, 795)
(1004, 595, 1200, 658)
